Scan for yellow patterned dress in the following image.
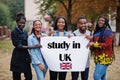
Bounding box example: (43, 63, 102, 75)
(92, 30, 114, 65)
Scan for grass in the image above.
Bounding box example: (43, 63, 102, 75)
(0, 40, 14, 54)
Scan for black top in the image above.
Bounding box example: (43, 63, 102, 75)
(10, 27, 31, 73)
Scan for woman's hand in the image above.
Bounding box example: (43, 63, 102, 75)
(67, 35, 72, 38)
(38, 64, 46, 71)
(48, 30, 55, 36)
(87, 42, 94, 48)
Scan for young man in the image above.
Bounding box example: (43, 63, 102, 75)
(71, 16, 91, 80)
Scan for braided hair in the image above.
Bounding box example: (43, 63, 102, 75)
(93, 15, 115, 60)
(93, 15, 112, 42)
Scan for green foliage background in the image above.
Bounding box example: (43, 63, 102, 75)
(0, 0, 24, 30)
(0, 40, 13, 54)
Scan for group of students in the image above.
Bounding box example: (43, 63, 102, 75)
(10, 12, 114, 80)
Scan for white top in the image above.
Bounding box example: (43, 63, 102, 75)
(73, 29, 91, 68)
(59, 32, 64, 36)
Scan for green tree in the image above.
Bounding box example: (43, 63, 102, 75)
(0, 0, 25, 20)
(36, 0, 74, 30)
(0, 2, 11, 26)
(9, 0, 24, 20)
(36, 0, 117, 31)
(0, 0, 24, 30)
(0, 0, 11, 5)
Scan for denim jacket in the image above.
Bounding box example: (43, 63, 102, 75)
(52, 30, 68, 36)
(28, 33, 47, 67)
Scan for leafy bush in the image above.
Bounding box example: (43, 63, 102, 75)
(0, 2, 11, 27)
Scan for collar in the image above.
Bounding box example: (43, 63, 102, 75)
(16, 27, 24, 34)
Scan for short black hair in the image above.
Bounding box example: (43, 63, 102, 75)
(77, 16, 86, 22)
(16, 12, 26, 23)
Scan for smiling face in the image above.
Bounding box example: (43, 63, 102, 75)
(57, 18, 65, 31)
(33, 20, 42, 32)
(77, 19, 87, 32)
(97, 17, 105, 28)
(17, 18, 26, 29)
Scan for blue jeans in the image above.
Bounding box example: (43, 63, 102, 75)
(32, 64, 47, 80)
(71, 68, 89, 80)
(94, 64, 108, 80)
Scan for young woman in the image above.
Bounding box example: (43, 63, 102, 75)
(87, 15, 114, 80)
(28, 20, 48, 80)
(10, 12, 33, 80)
(49, 16, 69, 80)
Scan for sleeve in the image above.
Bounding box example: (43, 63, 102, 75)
(93, 30, 113, 49)
(28, 36, 41, 64)
(11, 31, 23, 48)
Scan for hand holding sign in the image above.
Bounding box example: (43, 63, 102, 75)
(41, 36, 90, 72)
